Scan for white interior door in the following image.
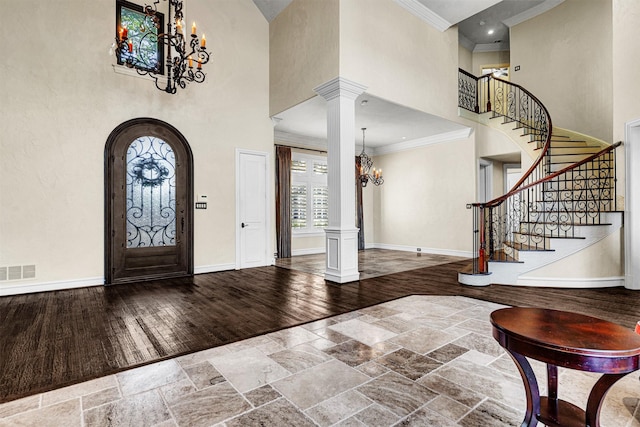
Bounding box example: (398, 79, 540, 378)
(505, 166, 522, 194)
(237, 150, 270, 269)
(478, 159, 493, 203)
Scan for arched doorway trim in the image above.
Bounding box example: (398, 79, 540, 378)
(104, 117, 194, 284)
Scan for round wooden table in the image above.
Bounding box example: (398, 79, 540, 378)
(491, 307, 640, 427)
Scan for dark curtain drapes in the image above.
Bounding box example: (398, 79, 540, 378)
(355, 156, 365, 250)
(276, 146, 292, 258)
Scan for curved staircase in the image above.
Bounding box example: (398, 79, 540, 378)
(457, 69, 622, 287)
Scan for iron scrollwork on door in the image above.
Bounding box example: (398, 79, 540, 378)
(126, 136, 176, 248)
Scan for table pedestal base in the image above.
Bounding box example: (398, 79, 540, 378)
(538, 397, 586, 427)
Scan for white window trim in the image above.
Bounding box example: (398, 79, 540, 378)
(291, 152, 328, 236)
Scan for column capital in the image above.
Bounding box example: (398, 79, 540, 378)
(313, 77, 367, 102)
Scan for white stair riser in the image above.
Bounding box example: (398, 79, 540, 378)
(459, 212, 622, 286)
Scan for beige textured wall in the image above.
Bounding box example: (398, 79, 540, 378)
(510, 0, 613, 142)
(0, 0, 272, 288)
(612, 0, 640, 202)
(371, 138, 475, 252)
(458, 44, 473, 74)
(613, 0, 640, 142)
(269, 0, 339, 116)
(339, 0, 459, 122)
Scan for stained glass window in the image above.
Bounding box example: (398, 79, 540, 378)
(126, 136, 176, 248)
(116, 0, 164, 73)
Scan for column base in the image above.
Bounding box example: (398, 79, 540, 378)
(324, 227, 360, 284)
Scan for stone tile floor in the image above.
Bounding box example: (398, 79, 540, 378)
(1, 295, 640, 426)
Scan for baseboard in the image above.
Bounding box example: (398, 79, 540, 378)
(291, 247, 326, 256)
(0, 263, 241, 296)
(291, 244, 472, 258)
(517, 276, 624, 288)
(194, 263, 236, 274)
(371, 243, 473, 258)
(0, 277, 104, 296)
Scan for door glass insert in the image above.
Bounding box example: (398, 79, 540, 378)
(126, 136, 176, 248)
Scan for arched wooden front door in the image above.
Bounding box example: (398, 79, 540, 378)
(105, 118, 193, 284)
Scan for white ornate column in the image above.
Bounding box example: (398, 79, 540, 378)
(314, 77, 367, 283)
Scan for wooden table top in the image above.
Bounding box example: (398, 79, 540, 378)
(491, 307, 640, 360)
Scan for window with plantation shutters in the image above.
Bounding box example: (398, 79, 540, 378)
(291, 184, 307, 229)
(291, 153, 328, 234)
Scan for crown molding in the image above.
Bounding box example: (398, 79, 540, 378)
(371, 128, 472, 155)
(502, 0, 565, 28)
(458, 33, 475, 52)
(393, 0, 452, 32)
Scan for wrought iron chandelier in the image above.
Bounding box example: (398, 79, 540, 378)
(358, 128, 383, 187)
(114, 0, 210, 94)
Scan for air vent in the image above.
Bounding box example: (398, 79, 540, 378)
(0, 265, 37, 281)
(8, 266, 22, 280)
(22, 265, 36, 279)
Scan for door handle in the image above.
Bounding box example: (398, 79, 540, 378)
(241, 222, 246, 228)
(181, 217, 185, 233)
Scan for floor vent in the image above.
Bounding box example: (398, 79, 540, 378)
(0, 265, 36, 281)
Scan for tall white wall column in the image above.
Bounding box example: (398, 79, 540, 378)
(314, 77, 367, 283)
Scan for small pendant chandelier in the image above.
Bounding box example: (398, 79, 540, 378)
(114, 0, 210, 94)
(358, 128, 383, 187)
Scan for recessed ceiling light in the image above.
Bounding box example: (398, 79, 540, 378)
(488, 29, 494, 35)
(479, 20, 485, 26)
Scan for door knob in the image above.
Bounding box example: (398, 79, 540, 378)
(241, 222, 246, 228)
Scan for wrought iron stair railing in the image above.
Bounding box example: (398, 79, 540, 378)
(458, 69, 620, 274)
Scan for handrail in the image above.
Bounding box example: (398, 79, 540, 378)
(479, 141, 622, 208)
(487, 76, 553, 196)
(458, 69, 553, 201)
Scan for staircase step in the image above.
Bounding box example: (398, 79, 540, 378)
(527, 210, 621, 214)
(504, 241, 554, 252)
(490, 250, 521, 263)
(547, 150, 601, 157)
(513, 231, 586, 240)
(546, 147, 603, 155)
(550, 138, 587, 143)
(520, 221, 612, 226)
(541, 187, 614, 193)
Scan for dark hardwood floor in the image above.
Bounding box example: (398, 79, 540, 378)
(1, 258, 639, 404)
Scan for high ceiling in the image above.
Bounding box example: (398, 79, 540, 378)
(253, 0, 561, 48)
(255, 0, 563, 153)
